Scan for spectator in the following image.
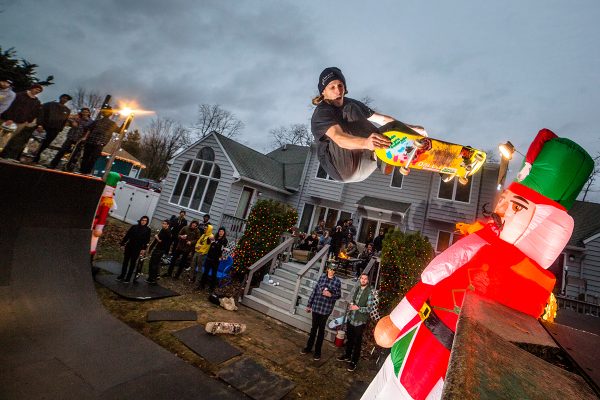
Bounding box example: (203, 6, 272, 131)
(0, 79, 16, 114)
(198, 213, 211, 235)
(33, 94, 72, 163)
(79, 108, 121, 174)
(373, 228, 386, 253)
(313, 220, 326, 236)
(344, 238, 359, 258)
(347, 219, 357, 239)
(337, 273, 374, 372)
(164, 220, 201, 279)
(169, 210, 188, 255)
(198, 227, 228, 291)
(192, 223, 213, 286)
(116, 216, 151, 283)
(330, 225, 344, 258)
(318, 230, 331, 250)
(299, 231, 319, 252)
(48, 107, 93, 169)
(301, 265, 341, 360)
(145, 219, 171, 284)
(356, 242, 376, 278)
(0, 84, 43, 159)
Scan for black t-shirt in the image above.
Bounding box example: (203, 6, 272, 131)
(310, 98, 376, 181)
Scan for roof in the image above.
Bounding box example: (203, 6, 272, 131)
(215, 133, 309, 192)
(356, 196, 411, 215)
(101, 141, 145, 168)
(568, 200, 600, 247)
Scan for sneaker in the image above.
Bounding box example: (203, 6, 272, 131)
(337, 355, 351, 362)
(313, 354, 321, 361)
(116, 277, 125, 282)
(300, 348, 311, 355)
(347, 363, 357, 372)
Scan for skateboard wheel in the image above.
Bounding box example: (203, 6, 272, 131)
(441, 174, 455, 183)
(399, 166, 410, 176)
(458, 177, 469, 185)
(465, 164, 472, 172)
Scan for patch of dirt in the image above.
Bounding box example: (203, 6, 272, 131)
(95, 218, 380, 399)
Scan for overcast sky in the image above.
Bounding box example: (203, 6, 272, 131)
(3, 0, 600, 198)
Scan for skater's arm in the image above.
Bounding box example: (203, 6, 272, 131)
(325, 124, 390, 151)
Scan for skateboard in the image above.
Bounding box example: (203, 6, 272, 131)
(0, 121, 17, 151)
(375, 130, 486, 185)
(205, 321, 247, 335)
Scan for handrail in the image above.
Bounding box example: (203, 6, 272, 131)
(288, 244, 330, 314)
(242, 237, 295, 299)
(362, 257, 378, 288)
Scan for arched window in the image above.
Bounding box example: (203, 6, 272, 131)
(170, 146, 220, 213)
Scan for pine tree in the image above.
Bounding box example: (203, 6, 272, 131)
(232, 199, 298, 278)
(378, 230, 434, 315)
(0, 47, 54, 91)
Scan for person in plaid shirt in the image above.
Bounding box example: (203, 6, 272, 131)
(301, 265, 341, 360)
(337, 273, 374, 371)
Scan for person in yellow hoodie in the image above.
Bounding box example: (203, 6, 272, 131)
(192, 223, 213, 287)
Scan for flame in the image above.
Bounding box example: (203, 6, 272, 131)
(542, 293, 558, 322)
(338, 251, 349, 260)
(115, 100, 155, 116)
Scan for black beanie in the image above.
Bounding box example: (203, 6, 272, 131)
(318, 67, 347, 94)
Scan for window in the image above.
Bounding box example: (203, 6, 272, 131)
(235, 187, 254, 219)
(299, 203, 315, 234)
(390, 168, 403, 188)
(316, 164, 335, 180)
(358, 218, 397, 243)
(438, 177, 472, 203)
(170, 146, 220, 213)
(311, 206, 349, 232)
(436, 230, 463, 252)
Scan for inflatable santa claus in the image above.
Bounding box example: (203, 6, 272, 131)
(362, 129, 594, 400)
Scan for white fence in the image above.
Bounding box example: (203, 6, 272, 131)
(110, 182, 160, 225)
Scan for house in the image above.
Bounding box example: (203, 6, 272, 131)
(151, 131, 500, 252)
(91, 141, 145, 178)
(555, 200, 600, 304)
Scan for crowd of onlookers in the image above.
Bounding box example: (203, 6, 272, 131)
(0, 79, 123, 174)
(294, 218, 387, 279)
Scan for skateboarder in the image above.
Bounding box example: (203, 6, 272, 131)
(117, 216, 152, 283)
(311, 67, 426, 182)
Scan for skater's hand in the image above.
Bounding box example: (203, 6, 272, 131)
(364, 133, 391, 151)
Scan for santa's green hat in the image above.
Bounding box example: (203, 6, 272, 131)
(513, 128, 594, 210)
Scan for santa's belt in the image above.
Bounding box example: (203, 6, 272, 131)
(418, 302, 455, 351)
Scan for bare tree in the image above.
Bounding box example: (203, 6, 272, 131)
(483, 148, 499, 163)
(270, 123, 312, 149)
(581, 153, 600, 201)
(193, 104, 244, 139)
(71, 87, 104, 113)
(139, 117, 190, 180)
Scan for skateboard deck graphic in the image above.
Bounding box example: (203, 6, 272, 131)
(375, 130, 486, 184)
(205, 322, 247, 335)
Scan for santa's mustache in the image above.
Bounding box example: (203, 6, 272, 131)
(491, 213, 504, 230)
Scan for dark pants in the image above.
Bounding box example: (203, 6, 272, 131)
(119, 246, 141, 281)
(199, 257, 219, 289)
(33, 127, 61, 162)
(48, 138, 76, 168)
(305, 312, 329, 357)
(147, 250, 163, 282)
(80, 142, 103, 174)
(167, 249, 191, 277)
(344, 323, 366, 364)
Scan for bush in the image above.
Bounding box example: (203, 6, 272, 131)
(232, 199, 298, 277)
(377, 230, 434, 316)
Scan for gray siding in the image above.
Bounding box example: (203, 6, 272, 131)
(476, 164, 500, 219)
(151, 135, 235, 228)
(426, 171, 483, 223)
(582, 237, 600, 301)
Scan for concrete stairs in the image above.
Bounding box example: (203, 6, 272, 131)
(241, 260, 357, 342)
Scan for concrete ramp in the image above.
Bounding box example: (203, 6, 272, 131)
(0, 161, 242, 399)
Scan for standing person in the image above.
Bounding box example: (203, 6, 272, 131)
(301, 265, 342, 360)
(311, 67, 426, 182)
(79, 108, 120, 174)
(48, 107, 93, 169)
(169, 210, 188, 255)
(199, 227, 228, 291)
(33, 94, 72, 163)
(0, 84, 43, 159)
(0, 79, 16, 114)
(373, 228, 386, 253)
(330, 225, 344, 258)
(191, 223, 213, 285)
(117, 216, 151, 283)
(337, 273, 374, 372)
(198, 213, 211, 235)
(347, 219, 357, 240)
(165, 220, 201, 279)
(145, 220, 171, 284)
